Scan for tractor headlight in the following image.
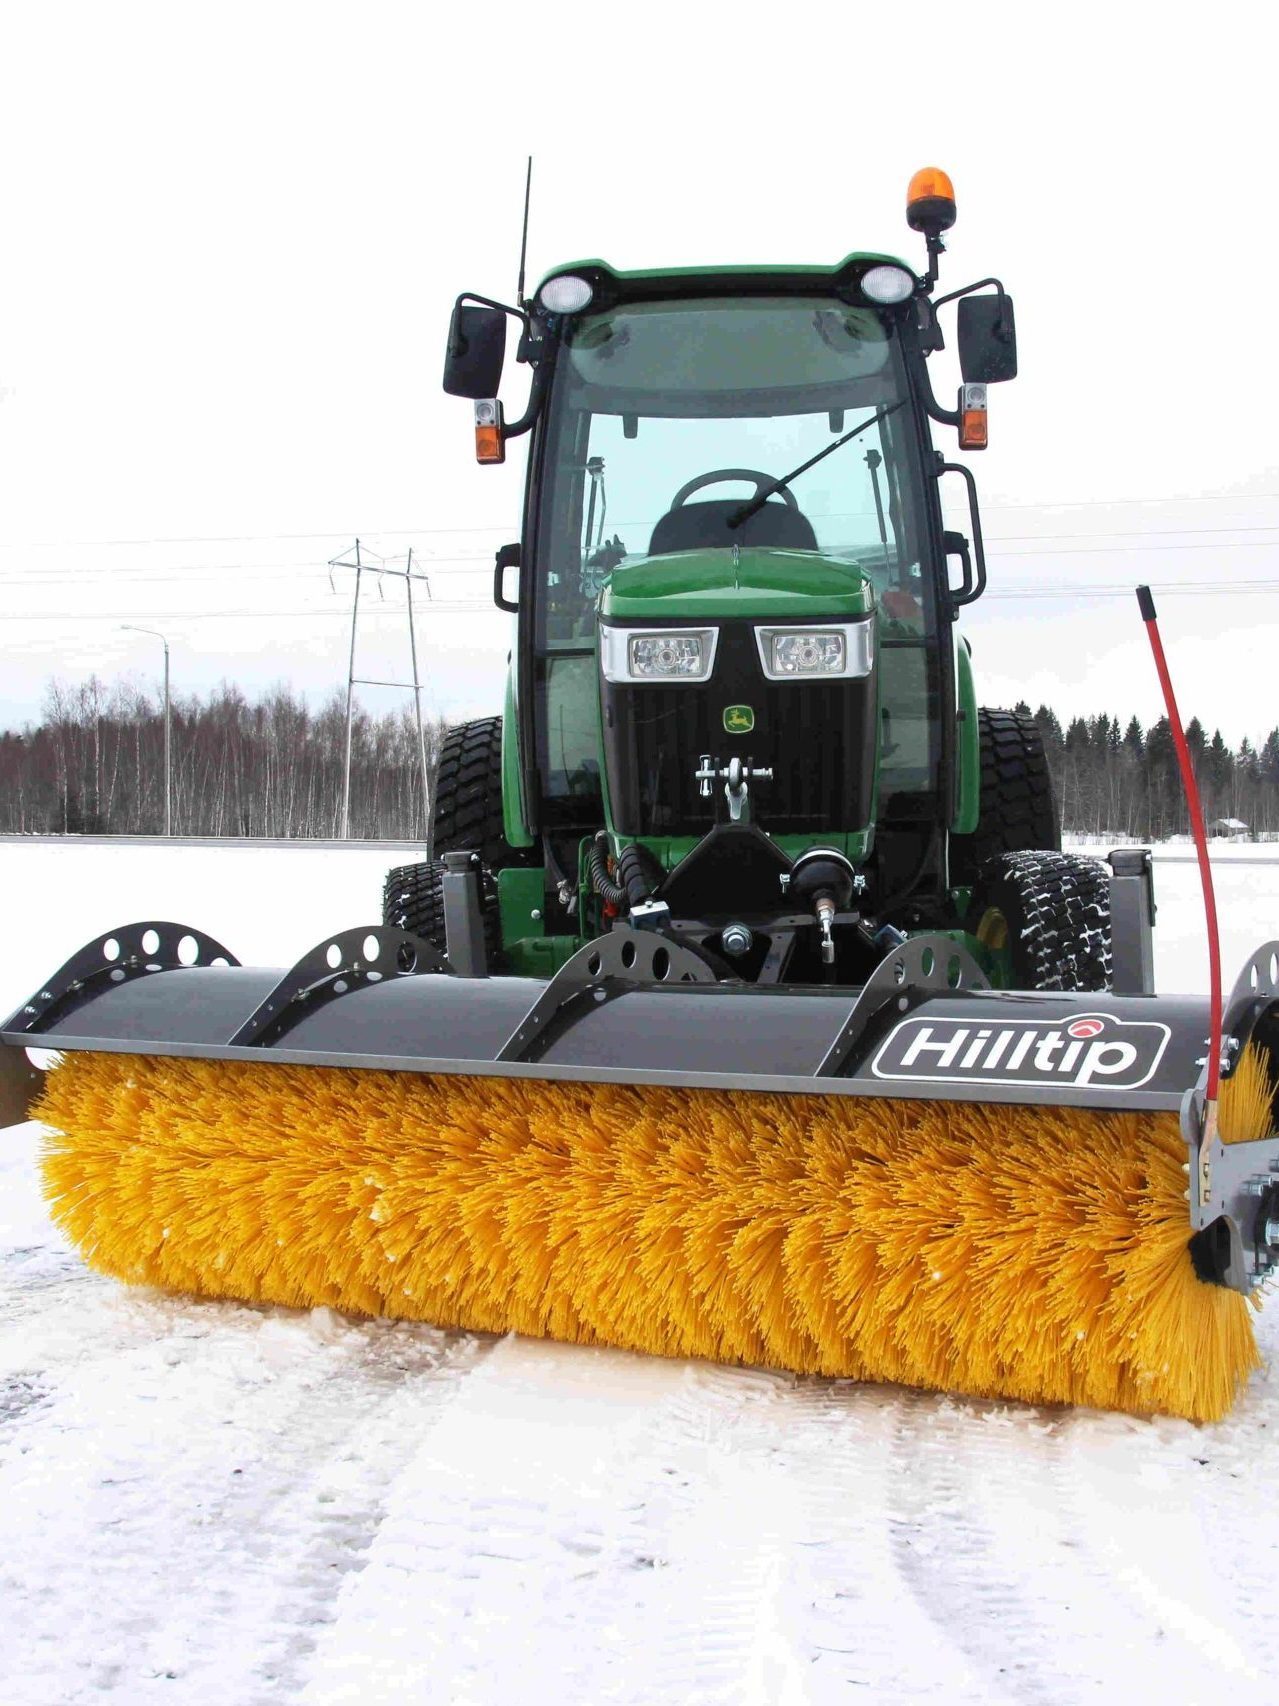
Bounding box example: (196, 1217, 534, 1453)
(600, 625, 718, 683)
(755, 621, 875, 681)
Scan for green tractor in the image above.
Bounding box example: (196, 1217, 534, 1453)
(385, 168, 1109, 995)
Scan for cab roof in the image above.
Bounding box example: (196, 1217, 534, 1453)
(532, 254, 915, 309)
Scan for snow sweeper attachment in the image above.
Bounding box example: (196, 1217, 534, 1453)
(7, 175, 1277, 1424)
(4, 888, 1279, 1424)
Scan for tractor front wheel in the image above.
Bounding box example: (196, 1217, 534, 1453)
(968, 849, 1111, 992)
(381, 858, 503, 971)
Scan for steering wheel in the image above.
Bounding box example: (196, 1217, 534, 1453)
(669, 469, 799, 510)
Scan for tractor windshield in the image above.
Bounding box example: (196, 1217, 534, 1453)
(536, 297, 928, 641)
(531, 295, 938, 821)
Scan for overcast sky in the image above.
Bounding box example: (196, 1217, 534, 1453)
(3, 2, 1277, 744)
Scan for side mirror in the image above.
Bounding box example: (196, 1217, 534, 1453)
(444, 303, 508, 399)
(957, 293, 1017, 384)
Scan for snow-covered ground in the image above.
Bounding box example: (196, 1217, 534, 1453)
(3, 838, 1279, 1704)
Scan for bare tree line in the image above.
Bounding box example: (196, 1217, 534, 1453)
(4, 677, 1279, 842)
(1029, 704, 1279, 840)
(0, 677, 444, 838)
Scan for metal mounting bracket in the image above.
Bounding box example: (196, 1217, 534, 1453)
(1184, 939, 1279, 1290)
(498, 925, 719, 1064)
(441, 851, 488, 979)
(230, 925, 447, 1047)
(1108, 848, 1156, 995)
(3, 922, 240, 1036)
(0, 1040, 44, 1125)
(815, 933, 991, 1078)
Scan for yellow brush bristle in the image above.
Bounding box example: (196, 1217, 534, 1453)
(1220, 1042, 1278, 1144)
(36, 1052, 1265, 1422)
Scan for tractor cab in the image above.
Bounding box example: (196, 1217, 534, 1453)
(440, 168, 1024, 983)
(526, 282, 935, 852)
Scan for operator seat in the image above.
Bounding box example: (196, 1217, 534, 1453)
(648, 499, 818, 557)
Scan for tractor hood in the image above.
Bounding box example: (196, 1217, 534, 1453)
(597, 548, 876, 623)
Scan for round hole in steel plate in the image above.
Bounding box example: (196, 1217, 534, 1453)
(102, 937, 121, 962)
(110, 968, 126, 982)
(177, 934, 199, 967)
(366, 969, 382, 983)
(396, 943, 417, 974)
(587, 952, 601, 977)
(652, 946, 670, 981)
(364, 935, 381, 963)
(333, 978, 348, 994)
(1271, 951, 1279, 987)
(211, 957, 229, 968)
(947, 955, 963, 988)
(620, 939, 638, 969)
(920, 947, 935, 977)
(141, 929, 161, 956)
(326, 943, 342, 970)
(893, 958, 906, 985)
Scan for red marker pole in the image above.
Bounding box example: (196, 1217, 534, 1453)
(1137, 585, 1223, 1127)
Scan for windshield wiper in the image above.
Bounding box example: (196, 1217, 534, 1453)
(724, 402, 905, 531)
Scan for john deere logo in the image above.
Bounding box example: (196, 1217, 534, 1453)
(723, 705, 754, 734)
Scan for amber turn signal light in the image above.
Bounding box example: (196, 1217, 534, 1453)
(474, 399, 505, 465)
(906, 166, 957, 235)
(958, 383, 988, 450)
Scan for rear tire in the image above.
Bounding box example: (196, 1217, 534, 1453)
(382, 714, 523, 970)
(951, 707, 1059, 886)
(969, 849, 1111, 992)
(431, 715, 528, 869)
(381, 858, 502, 970)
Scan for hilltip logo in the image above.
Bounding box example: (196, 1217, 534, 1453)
(871, 1011, 1171, 1092)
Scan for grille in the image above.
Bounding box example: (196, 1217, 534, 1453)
(603, 623, 878, 837)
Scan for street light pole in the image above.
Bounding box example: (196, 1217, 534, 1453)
(121, 625, 172, 836)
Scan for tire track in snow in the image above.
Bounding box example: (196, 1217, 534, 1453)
(297, 1335, 707, 1706)
(887, 1389, 1073, 1704)
(1185, 1305, 1279, 1682)
(628, 1369, 995, 1704)
(300, 1348, 1000, 1705)
(887, 1378, 1279, 1702)
(1045, 1387, 1279, 1692)
(0, 1144, 492, 1706)
(883, 1386, 1242, 1703)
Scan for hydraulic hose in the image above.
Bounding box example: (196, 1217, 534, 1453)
(589, 833, 627, 909)
(589, 835, 664, 913)
(616, 843, 661, 911)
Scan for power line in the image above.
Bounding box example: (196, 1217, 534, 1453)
(0, 524, 519, 552)
(5, 604, 498, 624)
(9, 573, 1279, 631)
(2, 491, 1279, 553)
(0, 562, 493, 588)
(5, 531, 1279, 594)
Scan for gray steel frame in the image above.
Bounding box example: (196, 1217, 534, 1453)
(1182, 940, 1279, 1291)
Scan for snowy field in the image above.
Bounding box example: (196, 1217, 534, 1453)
(3, 838, 1279, 1703)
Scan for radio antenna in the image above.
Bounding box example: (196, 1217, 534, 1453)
(516, 156, 533, 309)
